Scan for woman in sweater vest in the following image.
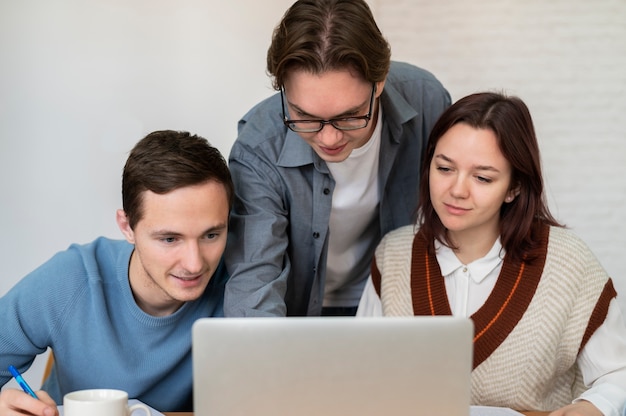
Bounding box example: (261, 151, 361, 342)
(357, 92, 626, 416)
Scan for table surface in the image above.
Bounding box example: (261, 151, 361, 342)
(163, 412, 550, 416)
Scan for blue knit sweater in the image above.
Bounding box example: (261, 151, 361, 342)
(0, 237, 228, 412)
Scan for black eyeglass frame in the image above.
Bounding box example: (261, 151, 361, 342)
(280, 83, 377, 133)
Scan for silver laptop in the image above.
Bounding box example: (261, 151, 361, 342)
(192, 316, 473, 416)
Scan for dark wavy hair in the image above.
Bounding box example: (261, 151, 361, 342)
(417, 92, 562, 262)
(122, 130, 234, 229)
(267, 0, 391, 89)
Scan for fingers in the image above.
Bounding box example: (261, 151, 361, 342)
(548, 401, 602, 416)
(35, 391, 59, 416)
(0, 388, 58, 416)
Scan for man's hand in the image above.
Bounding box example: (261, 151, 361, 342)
(549, 400, 603, 416)
(0, 388, 58, 416)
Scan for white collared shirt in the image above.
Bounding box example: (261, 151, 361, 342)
(436, 238, 503, 318)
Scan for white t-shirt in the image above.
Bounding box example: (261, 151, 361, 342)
(324, 107, 383, 307)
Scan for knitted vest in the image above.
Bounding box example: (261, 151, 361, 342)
(373, 224, 615, 411)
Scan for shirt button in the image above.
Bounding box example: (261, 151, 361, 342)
(323, 188, 330, 195)
(463, 267, 468, 273)
(313, 232, 320, 239)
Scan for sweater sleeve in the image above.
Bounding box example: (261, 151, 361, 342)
(0, 246, 86, 386)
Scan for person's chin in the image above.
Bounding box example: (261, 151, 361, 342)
(172, 285, 206, 303)
(437, 213, 466, 232)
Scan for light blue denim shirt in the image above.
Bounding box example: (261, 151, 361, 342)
(224, 61, 451, 316)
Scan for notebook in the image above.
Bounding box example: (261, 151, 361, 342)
(192, 316, 473, 416)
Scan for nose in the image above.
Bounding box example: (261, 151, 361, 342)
(181, 241, 204, 274)
(450, 176, 469, 199)
(316, 124, 343, 147)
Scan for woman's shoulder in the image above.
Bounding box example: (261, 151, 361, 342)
(383, 224, 417, 242)
(547, 225, 593, 257)
(377, 225, 417, 256)
(545, 225, 609, 284)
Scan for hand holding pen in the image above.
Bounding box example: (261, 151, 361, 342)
(0, 365, 58, 416)
(8, 365, 38, 398)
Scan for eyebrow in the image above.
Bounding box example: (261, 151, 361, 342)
(149, 223, 228, 238)
(434, 154, 501, 173)
(288, 96, 369, 120)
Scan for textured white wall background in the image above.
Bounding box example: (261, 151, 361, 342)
(0, 0, 293, 391)
(374, 0, 626, 315)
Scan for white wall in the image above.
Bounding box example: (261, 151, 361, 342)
(375, 0, 626, 310)
(2, 0, 624, 390)
(0, 0, 294, 390)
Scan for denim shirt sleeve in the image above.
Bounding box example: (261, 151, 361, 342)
(224, 139, 292, 316)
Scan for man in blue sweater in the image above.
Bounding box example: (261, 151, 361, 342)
(0, 130, 233, 415)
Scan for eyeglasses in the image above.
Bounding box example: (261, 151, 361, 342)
(280, 83, 376, 133)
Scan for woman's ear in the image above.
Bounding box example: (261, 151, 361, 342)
(504, 186, 521, 203)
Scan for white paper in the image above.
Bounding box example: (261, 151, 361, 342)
(57, 399, 165, 416)
(471, 405, 526, 416)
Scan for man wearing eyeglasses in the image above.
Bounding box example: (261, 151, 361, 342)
(224, 0, 451, 317)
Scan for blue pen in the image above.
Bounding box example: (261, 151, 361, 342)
(8, 365, 38, 399)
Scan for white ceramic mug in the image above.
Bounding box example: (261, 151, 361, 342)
(63, 389, 150, 416)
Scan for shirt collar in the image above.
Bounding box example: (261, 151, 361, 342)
(378, 83, 419, 142)
(277, 128, 319, 169)
(435, 238, 505, 284)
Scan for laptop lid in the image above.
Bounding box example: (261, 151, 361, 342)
(192, 316, 473, 416)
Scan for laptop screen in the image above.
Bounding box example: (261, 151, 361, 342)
(192, 316, 473, 416)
